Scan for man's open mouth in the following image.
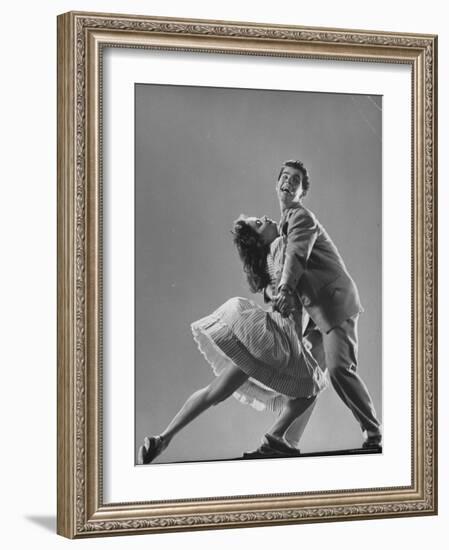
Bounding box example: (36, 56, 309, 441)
(281, 187, 293, 195)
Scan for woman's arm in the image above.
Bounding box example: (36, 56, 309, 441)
(263, 285, 275, 303)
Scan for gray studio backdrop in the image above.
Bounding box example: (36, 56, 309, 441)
(135, 83, 382, 463)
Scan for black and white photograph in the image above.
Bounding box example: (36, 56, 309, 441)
(2, 0, 443, 544)
(134, 84, 383, 465)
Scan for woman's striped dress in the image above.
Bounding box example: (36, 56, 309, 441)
(191, 236, 328, 413)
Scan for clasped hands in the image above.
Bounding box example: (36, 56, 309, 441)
(270, 285, 296, 318)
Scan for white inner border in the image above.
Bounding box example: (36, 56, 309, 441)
(103, 48, 412, 503)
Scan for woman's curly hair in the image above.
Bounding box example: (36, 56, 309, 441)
(232, 217, 271, 293)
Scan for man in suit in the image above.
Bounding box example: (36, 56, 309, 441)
(273, 160, 382, 449)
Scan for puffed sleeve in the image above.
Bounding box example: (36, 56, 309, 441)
(279, 208, 318, 290)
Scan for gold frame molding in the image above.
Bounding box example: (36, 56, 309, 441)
(57, 11, 438, 538)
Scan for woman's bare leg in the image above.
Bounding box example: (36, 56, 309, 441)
(283, 398, 317, 447)
(156, 364, 249, 448)
(267, 395, 317, 446)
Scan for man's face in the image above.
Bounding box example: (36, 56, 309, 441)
(276, 166, 304, 208)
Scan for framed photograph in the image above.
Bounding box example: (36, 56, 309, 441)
(57, 11, 438, 538)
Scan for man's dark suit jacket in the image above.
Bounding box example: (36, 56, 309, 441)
(278, 204, 363, 333)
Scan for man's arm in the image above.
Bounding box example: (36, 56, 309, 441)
(278, 208, 319, 291)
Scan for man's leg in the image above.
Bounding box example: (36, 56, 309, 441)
(323, 316, 381, 444)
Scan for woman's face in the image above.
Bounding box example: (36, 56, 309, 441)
(245, 216, 279, 245)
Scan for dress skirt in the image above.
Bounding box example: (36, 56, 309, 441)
(191, 297, 328, 414)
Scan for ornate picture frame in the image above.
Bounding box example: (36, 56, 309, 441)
(57, 11, 437, 538)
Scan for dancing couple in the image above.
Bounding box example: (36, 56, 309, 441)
(137, 160, 382, 465)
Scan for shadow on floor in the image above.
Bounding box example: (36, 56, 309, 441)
(25, 515, 56, 533)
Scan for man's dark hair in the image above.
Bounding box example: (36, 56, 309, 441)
(277, 160, 311, 196)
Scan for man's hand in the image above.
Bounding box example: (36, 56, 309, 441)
(272, 286, 295, 317)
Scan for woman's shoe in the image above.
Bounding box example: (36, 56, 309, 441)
(137, 435, 165, 465)
(264, 433, 301, 456)
(243, 434, 301, 458)
(362, 433, 382, 450)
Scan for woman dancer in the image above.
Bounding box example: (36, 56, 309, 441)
(137, 215, 327, 464)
